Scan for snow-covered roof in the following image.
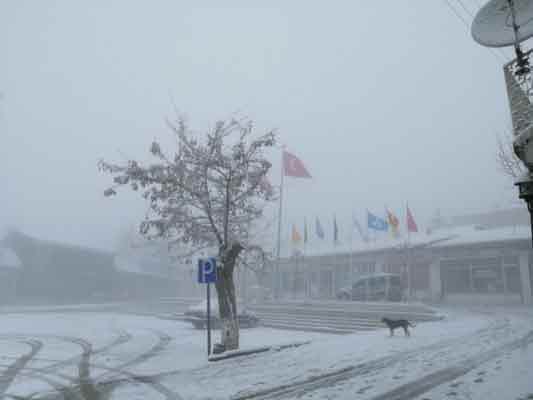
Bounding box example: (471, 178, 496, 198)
(113, 253, 170, 278)
(286, 225, 531, 259)
(429, 225, 531, 248)
(0, 247, 22, 269)
(3, 230, 114, 257)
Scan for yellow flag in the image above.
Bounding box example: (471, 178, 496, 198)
(291, 224, 302, 244)
(386, 209, 400, 238)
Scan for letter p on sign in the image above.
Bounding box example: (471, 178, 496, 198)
(198, 257, 218, 284)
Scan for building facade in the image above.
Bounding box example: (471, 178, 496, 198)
(273, 225, 533, 305)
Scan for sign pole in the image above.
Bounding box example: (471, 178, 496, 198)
(275, 150, 285, 300)
(198, 257, 216, 357)
(207, 281, 211, 356)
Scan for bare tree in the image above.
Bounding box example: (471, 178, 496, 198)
(497, 132, 526, 179)
(99, 116, 276, 350)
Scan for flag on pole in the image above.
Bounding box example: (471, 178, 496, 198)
(353, 216, 368, 242)
(283, 151, 312, 178)
(386, 209, 400, 238)
(315, 217, 325, 239)
(367, 211, 388, 231)
(291, 224, 302, 244)
(407, 205, 419, 233)
(304, 218, 308, 244)
(333, 215, 339, 245)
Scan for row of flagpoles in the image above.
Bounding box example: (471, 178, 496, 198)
(273, 149, 420, 297)
(275, 149, 420, 248)
(290, 207, 419, 246)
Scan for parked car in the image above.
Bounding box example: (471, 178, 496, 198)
(184, 298, 260, 329)
(247, 285, 273, 303)
(336, 273, 403, 302)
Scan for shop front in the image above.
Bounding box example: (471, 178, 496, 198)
(440, 255, 523, 304)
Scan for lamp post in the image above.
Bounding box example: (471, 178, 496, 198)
(515, 174, 533, 247)
(471, 0, 533, 248)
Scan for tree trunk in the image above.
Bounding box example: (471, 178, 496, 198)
(215, 243, 242, 350)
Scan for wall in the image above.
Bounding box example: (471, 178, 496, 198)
(276, 241, 533, 305)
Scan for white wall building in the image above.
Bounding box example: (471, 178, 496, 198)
(275, 211, 533, 305)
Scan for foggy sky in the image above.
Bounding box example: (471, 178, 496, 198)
(0, 1, 524, 251)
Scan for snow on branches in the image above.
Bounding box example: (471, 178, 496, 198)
(98, 116, 276, 254)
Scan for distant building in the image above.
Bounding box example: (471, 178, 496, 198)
(0, 246, 22, 303)
(275, 208, 533, 305)
(1, 230, 179, 302)
(429, 207, 529, 231)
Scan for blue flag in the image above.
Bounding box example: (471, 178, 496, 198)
(367, 211, 388, 231)
(315, 217, 325, 239)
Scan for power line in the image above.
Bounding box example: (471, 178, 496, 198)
(468, 0, 483, 10)
(456, 0, 475, 19)
(441, 0, 508, 63)
(461, 0, 511, 61)
(442, 0, 472, 29)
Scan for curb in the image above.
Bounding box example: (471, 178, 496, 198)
(208, 341, 311, 362)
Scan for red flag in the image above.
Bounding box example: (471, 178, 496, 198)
(406, 205, 418, 233)
(283, 151, 311, 178)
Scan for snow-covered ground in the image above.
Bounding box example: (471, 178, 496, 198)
(0, 312, 325, 399)
(414, 344, 533, 400)
(0, 307, 532, 400)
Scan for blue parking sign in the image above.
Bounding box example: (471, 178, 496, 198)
(198, 257, 218, 283)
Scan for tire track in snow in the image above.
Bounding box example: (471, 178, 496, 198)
(0, 333, 126, 400)
(369, 330, 533, 400)
(3, 360, 184, 400)
(90, 330, 184, 400)
(3, 331, 182, 400)
(3, 369, 83, 400)
(0, 335, 84, 400)
(38, 330, 132, 374)
(0, 339, 42, 395)
(231, 320, 511, 400)
(102, 330, 172, 374)
(35, 331, 177, 400)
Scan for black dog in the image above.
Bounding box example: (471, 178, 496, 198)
(381, 317, 415, 337)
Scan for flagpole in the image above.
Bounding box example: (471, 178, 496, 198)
(275, 150, 284, 300)
(366, 208, 372, 244)
(406, 202, 411, 302)
(333, 214, 337, 299)
(350, 212, 354, 287)
(303, 217, 307, 299)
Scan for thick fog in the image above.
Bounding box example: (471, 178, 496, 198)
(0, 1, 520, 250)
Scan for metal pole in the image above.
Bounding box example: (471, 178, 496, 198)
(275, 151, 285, 299)
(303, 218, 307, 298)
(528, 202, 533, 248)
(406, 203, 411, 300)
(207, 282, 211, 356)
(350, 213, 354, 284)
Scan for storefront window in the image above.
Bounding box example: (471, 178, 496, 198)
(505, 266, 521, 293)
(471, 258, 503, 293)
(471, 266, 503, 293)
(412, 263, 429, 290)
(442, 265, 470, 293)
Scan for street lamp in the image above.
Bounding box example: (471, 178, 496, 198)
(471, 0, 533, 248)
(515, 173, 533, 247)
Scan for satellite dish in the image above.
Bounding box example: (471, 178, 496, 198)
(472, 0, 533, 48)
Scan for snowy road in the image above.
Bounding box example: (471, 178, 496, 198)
(0, 307, 531, 400)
